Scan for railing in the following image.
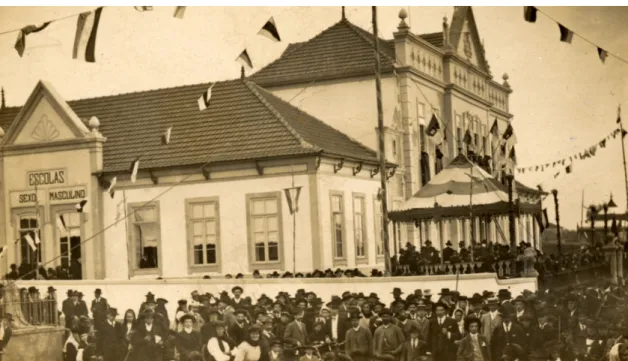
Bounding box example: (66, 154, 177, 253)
(0, 289, 59, 326)
(537, 262, 609, 291)
(396, 260, 519, 278)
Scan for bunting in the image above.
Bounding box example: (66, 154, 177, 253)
(173, 6, 186, 19)
(426, 114, 444, 145)
(14, 22, 52, 57)
(258, 17, 281, 42)
(236, 49, 253, 69)
(558, 24, 573, 43)
(73, 8, 103, 63)
(523, 6, 537, 23)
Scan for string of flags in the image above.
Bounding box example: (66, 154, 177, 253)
(523, 6, 625, 65)
(516, 126, 624, 176)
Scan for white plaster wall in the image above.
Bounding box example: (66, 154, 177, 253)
(102, 174, 312, 279)
(17, 275, 538, 320)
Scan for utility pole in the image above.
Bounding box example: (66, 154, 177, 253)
(507, 174, 516, 251)
(372, 6, 391, 276)
(552, 190, 562, 256)
(618, 105, 628, 213)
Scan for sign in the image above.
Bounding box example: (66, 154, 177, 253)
(27, 169, 66, 187)
(10, 189, 44, 207)
(48, 186, 87, 205)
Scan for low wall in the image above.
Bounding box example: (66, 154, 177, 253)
(4, 326, 65, 361)
(16, 274, 537, 319)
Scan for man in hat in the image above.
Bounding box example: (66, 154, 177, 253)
(326, 298, 349, 343)
(43, 286, 57, 325)
(391, 288, 404, 307)
(513, 296, 532, 326)
(298, 344, 320, 361)
(138, 293, 169, 332)
(177, 313, 203, 361)
(373, 309, 405, 360)
(285, 309, 308, 349)
(344, 311, 372, 361)
(467, 294, 484, 320)
(490, 304, 525, 361)
(231, 286, 245, 307)
(229, 309, 250, 346)
(63, 290, 80, 329)
(76, 292, 89, 318)
(497, 290, 512, 306)
(413, 301, 430, 342)
(421, 240, 436, 260)
(428, 302, 460, 361)
(396, 310, 419, 339)
(268, 339, 284, 361)
(259, 316, 276, 361)
(456, 317, 489, 361)
(98, 308, 124, 361)
(459, 241, 471, 262)
(130, 310, 167, 361)
(442, 241, 455, 263)
(0, 314, 13, 361)
(91, 288, 109, 331)
(399, 323, 427, 361)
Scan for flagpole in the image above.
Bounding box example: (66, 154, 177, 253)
(469, 163, 474, 262)
(618, 105, 628, 215)
(291, 161, 296, 275)
(122, 189, 131, 280)
(34, 183, 40, 278)
(372, 6, 391, 276)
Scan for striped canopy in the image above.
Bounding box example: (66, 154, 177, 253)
(389, 154, 540, 221)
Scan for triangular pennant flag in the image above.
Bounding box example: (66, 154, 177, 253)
(173, 6, 186, 19)
(162, 127, 172, 145)
(73, 7, 103, 63)
(15, 21, 52, 57)
(558, 24, 573, 43)
(236, 49, 253, 70)
(130, 158, 140, 183)
(284, 186, 302, 214)
(426, 114, 444, 145)
(623, 129, 628, 139)
(134, 6, 153, 11)
(24, 233, 37, 251)
(554, 171, 560, 178)
(490, 118, 499, 137)
(502, 123, 517, 147)
(523, 6, 537, 23)
(258, 17, 281, 42)
(509, 146, 517, 164)
(198, 83, 215, 111)
(536, 184, 544, 193)
(598, 47, 608, 63)
(107, 177, 117, 199)
(600, 139, 607, 148)
(611, 216, 618, 235)
(76, 199, 88, 213)
(57, 214, 67, 233)
(565, 164, 572, 174)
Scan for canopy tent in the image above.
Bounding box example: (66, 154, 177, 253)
(389, 154, 542, 222)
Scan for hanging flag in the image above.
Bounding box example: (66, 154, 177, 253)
(130, 158, 140, 183)
(76, 199, 88, 213)
(24, 233, 37, 251)
(565, 164, 572, 174)
(502, 123, 517, 147)
(173, 6, 186, 19)
(598, 47, 608, 63)
(623, 129, 628, 139)
(258, 17, 281, 42)
(284, 186, 302, 214)
(236, 49, 253, 70)
(535, 213, 545, 233)
(553, 171, 560, 178)
(34, 231, 41, 245)
(134, 6, 153, 11)
(509, 146, 517, 164)
(426, 114, 444, 144)
(162, 127, 172, 145)
(543, 208, 549, 228)
(558, 24, 573, 43)
(107, 177, 117, 199)
(600, 139, 607, 148)
(73, 7, 104, 63)
(198, 83, 215, 111)
(56, 214, 67, 233)
(617, 106, 621, 124)
(536, 185, 544, 193)
(523, 6, 537, 23)
(0, 247, 6, 260)
(14, 22, 52, 57)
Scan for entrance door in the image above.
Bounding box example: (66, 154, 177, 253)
(57, 212, 82, 280)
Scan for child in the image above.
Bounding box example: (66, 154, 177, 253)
(299, 345, 320, 361)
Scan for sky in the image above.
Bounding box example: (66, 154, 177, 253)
(0, 6, 627, 230)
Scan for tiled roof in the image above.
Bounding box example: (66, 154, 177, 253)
(250, 19, 397, 86)
(419, 32, 444, 48)
(0, 79, 378, 173)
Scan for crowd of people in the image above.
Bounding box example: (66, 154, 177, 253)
(43, 278, 628, 361)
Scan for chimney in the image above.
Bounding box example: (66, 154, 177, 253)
(1, 87, 5, 109)
(241, 66, 245, 79)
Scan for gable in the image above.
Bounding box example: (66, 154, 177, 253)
(450, 7, 489, 74)
(3, 81, 90, 146)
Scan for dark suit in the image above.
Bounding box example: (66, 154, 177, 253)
(428, 316, 461, 361)
(91, 297, 109, 330)
(229, 322, 249, 346)
(63, 301, 82, 329)
(129, 322, 167, 361)
(284, 320, 308, 347)
(98, 320, 125, 361)
(326, 316, 349, 343)
(176, 330, 203, 361)
(490, 322, 525, 360)
(0, 325, 12, 360)
(400, 338, 427, 361)
(456, 333, 490, 361)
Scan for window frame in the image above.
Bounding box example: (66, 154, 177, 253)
(330, 191, 347, 266)
(12, 206, 45, 267)
(373, 196, 385, 261)
(51, 205, 86, 271)
(127, 201, 162, 277)
(245, 191, 284, 271)
(185, 197, 221, 274)
(352, 193, 368, 264)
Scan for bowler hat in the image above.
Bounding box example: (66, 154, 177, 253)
(438, 288, 450, 296)
(95, 288, 102, 294)
(392, 287, 404, 295)
(107, 308, 118, 317)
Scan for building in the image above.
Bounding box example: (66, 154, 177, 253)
(251, 6, 542, 250)
(0, 78, 394, 279)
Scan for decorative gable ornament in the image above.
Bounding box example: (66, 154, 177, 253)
(31, 115, 60, 141)
(463, 32, 473, 58)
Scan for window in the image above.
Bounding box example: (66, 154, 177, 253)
(420, 151, 431, 186)
(330, 192, 346, 263)
(186, 198, 220, 272)
(353, 195, 367, 262)
(129, 203, 161, 273)
(56, 212, 82, 272)
(417, 101, 425, 124)
(247, 193, 282, 267)
(455, 113, 462, 153)
(419, 124, 426, 151)
(18, 214, 41, 266)
(482, 136, 487, 155)
(373, 198, 384, 258)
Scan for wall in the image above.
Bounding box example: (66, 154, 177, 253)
(16, 274, 538, 321)
(4, 327, 65, 361)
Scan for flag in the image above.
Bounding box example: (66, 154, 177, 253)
(463, 129, 472, 146)
(258, 17, 281, 42)
(554, 171, 560, 178)
(130, 158, 140, 183)
(76, 199, 88, 213)
(558, 24, 573, 43)
(490, 119, 499, 137)
(236, 49, 253, 70)
(509, 146, 517, 164)
(14, 22, 52, 57)
(623, 130, 628, 139)
(600, 139, 607, 148)
(565, 164, 572, 174)
(502, 123, 517, 147)
(598, 47, 608, 63)
(173, 6, 186, 19)
(611, 216, 618, 235)
(57, 214, 67, 233)
(536, 184, 544, 193)
(24, 233, 37, 251)
(73, 7, 103, 63)
(198, 83, 215, 111)
(34, 231, 41, 245)
(134, 6, 153, 11)
(162, 127, 172, 145)
(543, 208, 549, 228)
(107, 176, 117, 199)
(523, 6, 537, 23)
(284, 186, 302, 214)
(0, 247, 6, 260)
(426, 114, 444, 144)
(617, 106, 621, 124)
(535, 213, 545, 233)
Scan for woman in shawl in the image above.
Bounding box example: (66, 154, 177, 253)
(234, 325, 262, 361)
(122, 308, 137, 357)
(452, 309, 465, 340)
(206, 320, 235, 361)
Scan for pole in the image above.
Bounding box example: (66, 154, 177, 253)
(469, 163, 474, 262)
(580, 189, 584, 242)
(122, 190, 131, 280)
(618, 105, 628, 213)
(373, 6, 391, 276)
(291, 162, 296, 275)
(507, 175, 516, 251)
(34, 184, 40, 279)
(552, 190, 562, 256)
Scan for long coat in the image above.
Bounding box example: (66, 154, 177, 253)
(176, 330, 203, 361)
(98, 320, 125, 361)
(91, 297, 109, 330)
(428, 317, 461, 361)
(399, 339, 427, 361)
(129, 323, 167, 361)
(456, 334, 490, 361)
(479, 312, 502, 345)
(490, 322, 525, 360)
